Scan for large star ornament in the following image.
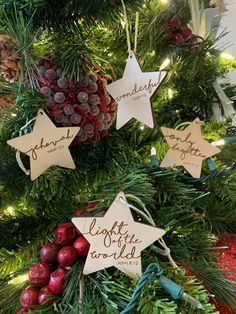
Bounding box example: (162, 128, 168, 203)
(7, 109, 80, 180)
(106, 52, 167, 130)
(72, 192, 166, 278)
(160, 118, 221, 178)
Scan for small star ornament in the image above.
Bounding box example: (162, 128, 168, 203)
(7, 109, 80, 180)
(106, 52, 167, 130)
(160, 118, 221, 178)
(72, 191, 166, 278)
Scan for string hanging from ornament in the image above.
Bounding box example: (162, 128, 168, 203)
(107, 0, 167, 129)
(15, 116, 36, 176)
(160, 118, 221, 178)
(7, 109, 80, 180)
(119, 193, 178, 269)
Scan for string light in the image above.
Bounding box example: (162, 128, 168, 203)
(139, 124, 145, 131)
(220, 52, 234, 60)
(211, 135, 236, 146)
(9, 273, 28, 285)
(150, 50, 155, 56)
(211, 139, 225, 146)
(151, 147, 157, 155)
(4, 206, 15, 215)
(160, 58, 170, 70)
(168, 88, 174, 99)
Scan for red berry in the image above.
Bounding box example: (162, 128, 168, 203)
(180, 27, 192, 41)
(38, 286, 54, 306)
(57, 246, 78, 267)
(170, 17, 181, 33)
(43, 60, 51, 69)
(55, 222, 77, 246)
(40, 243, 61, 265)
(28, 263, 51, 287)
(170, 33, 185, 44)
(48, 268, 66, 294)
(190, 37, 199, 49)
(20, 287, 40, 309)
(73, 237, 90, 257)
(191, 37, 199, 44)
(86, 201, 100, 210)
(70, 113, 82, 125)
(73, 208, 87, 218)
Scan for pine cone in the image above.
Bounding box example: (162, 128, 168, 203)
(0, 93, 15, 117)
(0, 35, 21, 81)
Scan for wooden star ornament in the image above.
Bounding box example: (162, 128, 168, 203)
(72, 191, 166, 278)
(160, 118, 221, 178)
(106, 52, 167, 130)
(7, 109, 80, 180)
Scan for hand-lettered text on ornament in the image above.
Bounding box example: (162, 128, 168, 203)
(84, 218, 142, 262)
(164, 132, 207, 160)
(24, 129, 74, 160)
(115, 79, 159, 102)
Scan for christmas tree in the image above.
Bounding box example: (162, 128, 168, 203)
(0, 0, 236, 313)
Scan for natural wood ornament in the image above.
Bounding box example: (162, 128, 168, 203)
(160, 118, 221, 178)
(106, 52, 167, 130)
(7, 109, 80, 180)
(72, 191, 166, 278)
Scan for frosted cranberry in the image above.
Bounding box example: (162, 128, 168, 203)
(40, 86, 52, 97)
(88, 72, 98, 82)
(89, 82, 98, 93)
(104, 113, 111, 123)
(77, 92, 89, 103)
(63, 104, 74, 115)
(45, 69, 57, 81)
(89, 94, 100, 105)
(70, 113, 82, 125)
(79, 103, 90, 113)
(54, 92, 66, 104)
(84, 123, 94, 135)
(57, 78, 68, 89)
(90, 105, 100, 116)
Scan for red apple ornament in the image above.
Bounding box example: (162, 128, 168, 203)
(38, 286, 55, 305)
(56, 222, 77, 245)
(40, 243, 61, 264)
(28, 263, 51, 287)
(73, 237, 90, 257)
(48, 267, 66, 294)
(57, 246, 78, 267)
(20, 287, 40, 309)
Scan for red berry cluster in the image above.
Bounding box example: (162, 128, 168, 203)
(169, 17, 197, 45)
(17, 209, 90, 313)
(37, 55, 117, 146)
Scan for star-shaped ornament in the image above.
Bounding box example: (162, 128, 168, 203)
(7, 109, 80, 180)
(72, 191, 165, 278)
(106, 52, 167, 130)
(160, 118, 221, 178)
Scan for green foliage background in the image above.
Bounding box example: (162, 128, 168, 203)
(0, 0, 236, 313)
